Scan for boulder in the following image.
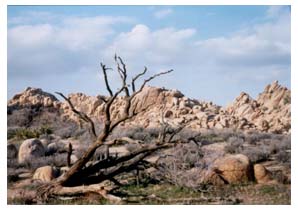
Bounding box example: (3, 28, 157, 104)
(71, 154, 78, 164)
(46, 142, 58, 155)
(7, 143, 18, 159)
(208, 154, 253, 184)
(40, 138, 50, 148)
(253, 164, 276, 184)
(18, 138, 45, 164)
(33, 166, 60, 182)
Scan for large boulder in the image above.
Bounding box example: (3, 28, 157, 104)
(7, 143, 18, 159)
(207, 154, 254, 184)
(18, 138, 45, 164)
(33, 166, 60, 182)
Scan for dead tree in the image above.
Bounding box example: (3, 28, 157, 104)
(67, 143, 73, 167)
(38, 56, 183, 200)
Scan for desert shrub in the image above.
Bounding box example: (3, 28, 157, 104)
(241, 133, 291, 164)
(224, 136, 244, 154)
(280, 135, 291, 150)
(271, 170, 290, 184)
(55, 124, 79, 139)
(113, 127, 148, 141)
(175, 129, 201, 141)
(151, 142, 209, 189)
(146, 127, 161, 138)
(267, 142, 279, 154)
(7, 127, 19, 139)
(276, 151, 290, 163)
(19, 154, 68, 170)
(132, 130, 149, 141)
(14, 128, 40, 140)
(202, 129, 245, 144)
(245, 133, 260, 145)
(242, 147, 270, 163)
(258, 132, 276, 140)
(7, 158, 19, 169)
(8, 125, 54, 140)
(213, 129, 234, 141)
(39, 125, 53, 135)
(224, 145, 237, 154)
(244, 131, 277, 144)
(111, 126, 165, 144)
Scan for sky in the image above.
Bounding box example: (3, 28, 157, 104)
(7, 5, 291, 106)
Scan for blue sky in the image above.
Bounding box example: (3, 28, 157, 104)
(7, 5, 291, 106)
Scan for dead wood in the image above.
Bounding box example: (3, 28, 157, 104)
(39, 56, 177, 202)
(67, 143, 72, 167)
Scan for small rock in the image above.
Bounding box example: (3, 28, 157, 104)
(253, 164, 276, 184)
(71, 154, 78, 164)
(33, 166, 60, 182)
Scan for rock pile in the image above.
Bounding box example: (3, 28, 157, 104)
(8, 87, 59, 108)
(226, 81, 291, 133)
(7, 81, 291, 134)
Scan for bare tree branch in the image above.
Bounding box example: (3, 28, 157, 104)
(115, 55, 130, 97)
(41, 56, 175, 200)
(100, 63, 114, 97)
(131, 67, 147, 92)
(109, 102, 154, 133)
(98, 95, 108, 103)
(55, 92, 97, 138)
(135, 69, 174, 96)
(81, 142, 174, 178)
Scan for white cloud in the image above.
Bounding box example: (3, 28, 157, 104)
(9, 15, 134, 50)
(8, 24, 53, 48)
(195, 9, 290, 69)
(8, 15, 134, 78)
(104, 25, 196, 67)
(7, 6, 290, 105)
(153, 8, 173, 19)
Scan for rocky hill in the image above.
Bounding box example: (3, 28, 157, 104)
(7, 87, 77, 136)
(7, 81, 291, 135)
(225, 81, 291, 133)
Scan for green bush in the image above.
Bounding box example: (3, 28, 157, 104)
(8, 125, 53, 140)
(39, 125, 53, 135)
(14, 128, 40, 139)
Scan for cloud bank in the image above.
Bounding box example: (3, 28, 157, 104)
(8, 6, 290, 105)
